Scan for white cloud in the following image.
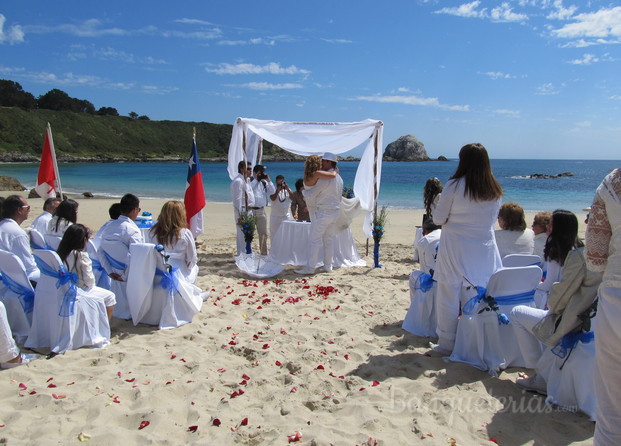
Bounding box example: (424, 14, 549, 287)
(552, 6, 621, 39)
(206, 62, 310, 75)
(141, 85, 180, 95)
(546, 0, 577, 20)
(95, 47, 166, 65)
(536, 82, 560, 95)
(609, 95, 621, 100)
(435, 1, 486, 18)
(493, 108, 521, 117)
(490, 3, 528, 22)
(481, 71, 517, 79)
(0, 14, 25, 44)
(321, 38, 353, 44)
(175, 18, 216, 26)
(568, 52, 614, 64)
(233, 82, 303, 90)
(349, 94, 469, 111)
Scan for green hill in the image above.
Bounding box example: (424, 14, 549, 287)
(0, 107, 288, 162)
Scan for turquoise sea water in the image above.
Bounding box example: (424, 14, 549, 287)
(0, 159, 618, 213)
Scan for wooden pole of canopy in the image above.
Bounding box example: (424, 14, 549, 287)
(242, 127, 248, 210)
(366, 128, 380, 257)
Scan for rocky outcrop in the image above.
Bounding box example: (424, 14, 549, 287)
(529, 172, 573, 179)
(383, 135, 430, 161)
(0, 175, 26, 191)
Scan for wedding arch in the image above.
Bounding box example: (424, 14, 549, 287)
(227, 118, 384, 238)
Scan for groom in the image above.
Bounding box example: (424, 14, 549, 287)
(295, 152, 343, 274)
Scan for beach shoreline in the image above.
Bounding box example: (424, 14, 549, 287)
(0, 191, 594, 445)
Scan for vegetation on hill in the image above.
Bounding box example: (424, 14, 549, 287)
(0, 79, 292, 162)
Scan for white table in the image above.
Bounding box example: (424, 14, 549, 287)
(268, 220, 366, 268)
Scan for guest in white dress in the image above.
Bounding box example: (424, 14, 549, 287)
(509, 210, 600, 394)
(432, 143, 503, 355)
(414, 178, 443, 261)
(495, 201, 535, 258)
(147, 201, 199, 284)
(57, 224, 117, 321)
(532, 211, 551, 261)
(301, 155, 338, 221)
(585, 168, 621, 445)
(269, 175, 294, 239)
(46, 198, 79, 249)
(30, 197, 60, 235)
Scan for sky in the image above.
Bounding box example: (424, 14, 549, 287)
(1, 0, 620, 160)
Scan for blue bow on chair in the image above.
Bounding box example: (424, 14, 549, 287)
(155, 267, 179, 297)
(413, 272, 435, 293)
(551, 330, 594, 359)
(90, 258, 110, 288)
(462, 286, 488, 315)
(34, 256, 79, 317)
(101, 250, 127, 271)
(0, 272, 35, 313)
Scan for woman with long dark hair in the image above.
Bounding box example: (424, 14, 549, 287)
(423, 177, 443, 222)
(431, 143, 504, 354)
(57, 224, 116, 321)
(47, 198, 79, 237)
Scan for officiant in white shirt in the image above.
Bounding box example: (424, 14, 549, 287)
(230, 161, 255, 256)
(250, 164, 275, 255)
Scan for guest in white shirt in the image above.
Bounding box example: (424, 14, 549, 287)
(99, 193, 144, 319)
(57, 224, 116, 321)
(250, 165, 275, 255)
(230, 161, 255, 256)
(0, 195, 40, 281)
(531, 211, 551, 261)
(495, 201, 535, 258)
(93, 203, 122, 249)
(147, 200, 199, 284)
(415, 218, 442, 275)
(269, 175, 294, 239)
(30, 197, 60, 235)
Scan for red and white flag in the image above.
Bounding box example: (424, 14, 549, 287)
(35, 123, 62, 199)
(184, 133, 206, 237)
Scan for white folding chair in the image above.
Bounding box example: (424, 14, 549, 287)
(25, 249, 109, 353)
(537, 333, 596, 419)
(0, 250, 34, 344)
(29, 229, 50, 250)
(44, 233, 62, 251)
(99, 238, 131, 319)
(86, 240, 111, 290)
(502, 254, 542, 268)
(126, 243, 203, 329)
(450, 265, 543, 375)
(402, 270, 437, 338)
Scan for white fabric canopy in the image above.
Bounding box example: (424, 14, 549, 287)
(227, 118, 384, 238)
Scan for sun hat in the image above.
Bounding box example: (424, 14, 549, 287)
(322, 152, 338, 163)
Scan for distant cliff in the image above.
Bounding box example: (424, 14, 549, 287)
(383, 135, 430, 161)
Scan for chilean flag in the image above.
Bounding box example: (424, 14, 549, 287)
(35, 123, 62, 199)
(184, 135, 206, 237)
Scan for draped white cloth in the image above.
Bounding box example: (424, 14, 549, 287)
(227, 118, 383, 238)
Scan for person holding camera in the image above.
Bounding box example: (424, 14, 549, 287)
(251, 165, 275, 255)
(269, 175, 294, 239)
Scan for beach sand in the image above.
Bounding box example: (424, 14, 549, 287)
(0, 193, 593, 445)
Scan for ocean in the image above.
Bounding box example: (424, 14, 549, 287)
(0, 159, 618, 213)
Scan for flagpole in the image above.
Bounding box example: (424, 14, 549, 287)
(47, 122, 63, 199)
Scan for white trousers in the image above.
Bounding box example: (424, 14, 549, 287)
(509, 305, 547, 368)
(435, 280, 462, 352)
(594, 286, 621, 445)
(0, 302, 19, 363)
(307, 209, 339, 270)
(234, 208, 246, 256)
(254, 208, 268, 256)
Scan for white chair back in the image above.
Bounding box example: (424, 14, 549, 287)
(486, 265, 543, 301)
(44, 233, 62, 251)
(29, 229, 49, 250)
(502, 253, 542, 268)
(0, 249, 33, 343)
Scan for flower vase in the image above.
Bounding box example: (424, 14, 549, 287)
(245, 241, 252, 254)
(373, 241, 382, 268)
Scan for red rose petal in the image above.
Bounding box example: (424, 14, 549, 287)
(47, 377, 54, 382)
(188, 425, 198, 433)
(372, 381, 380, 387)
(125, 378, 136, 383)
(242, 374, 250, 380)
(275, 361, 282, 367)
(112, 396, 120, 403)
(47, 383, 57, 388)
(170, 354, 177, 359)
(29, 390, 37, 395)
(344, 354, 350, 360)
(52, 393, 66, 399)
(288, 430, 302, 442)
(212, 418, 221, 427)
(67, 382, 75, 386)
(262, 344, 270, 349)
(240, 417, 248, 426)
(217, 368, 226, 373)
(290, 386, 297, 393)
(18, 383, 27, 390)
(315, 365, 325, 370)
(239, 380, 248, 386)
(138, 420, 150, 430)
(359, 387, 366, 391)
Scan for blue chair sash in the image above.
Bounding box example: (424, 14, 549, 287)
(551, 331, 594, 359)
(101, 250, 127, 271)
(91, 258, 111, 289)
(463, 288, 535, 325)
(413, 272, 435, 293)
(0, 272, 35, 313)
(155, 267, 179, 297)
(30, 239, 50, 250)
(34, 256, 78, 317)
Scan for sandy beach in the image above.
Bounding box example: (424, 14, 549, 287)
(0, 193, 593, 445)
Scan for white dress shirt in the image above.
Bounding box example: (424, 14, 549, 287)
(0, 218, 39, 281)
(251, 179, 275, 208)
(230, 173, 255, 212)
(30, 211, 53, 235)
